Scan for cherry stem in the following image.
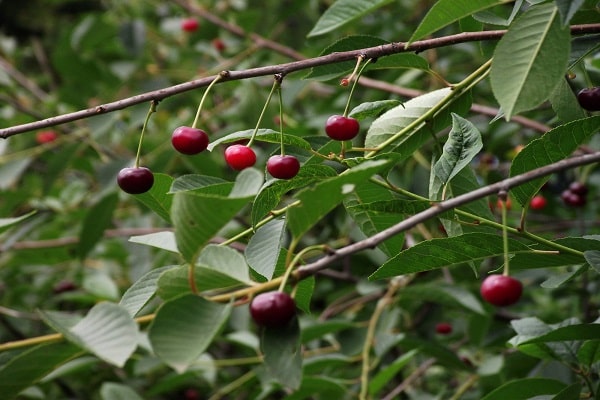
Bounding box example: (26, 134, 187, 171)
(191, 71, 227, 129)
(188, 262, 199, 295)
(499, 190, 511, 276)
(343, 55, 370, 117)
(247, 74, 282, 148)
(278, 242, 325, 292)
(277, 84, 285, 156)
(134, 100, 158, 168)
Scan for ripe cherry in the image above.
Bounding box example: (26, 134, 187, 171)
(325, 115, 360, 141)
(435, 322, 453, 335)
(529, 195, 547, 210)
(181, 18, 199, 32)
(561, 190, 586, 207)
(117, 167, 154, 194)
(36, 130, 58, 144)
(568, 181, 588, 196)
(212, 38, 226, 52)
(171, 126, 209, 155)
(267, 155, 300, 179)
(250, 291, 296, 328)
(224, 144, 256, 170)
(577, 87, 600, 111)
(480, 274, 522, 307)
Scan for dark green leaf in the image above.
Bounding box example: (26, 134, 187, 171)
(134, 173, 174, 223)
(261, 318, 302, 389)
(77, 191, 118, 259)
(555, 0, 585, 25)
(349, 100, 403, 121)
(207, 129, 312, 151)
(307, 0, 394, 37)
(480, 378, 567, 399)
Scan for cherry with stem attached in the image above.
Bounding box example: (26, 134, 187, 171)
(267, 81, 300, 179)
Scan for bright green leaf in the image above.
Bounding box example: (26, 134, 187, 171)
(368, 349, 418, 398)
(577, 340, 600, 367)
(307, 0, 394, 37)
(129, 231, 180, 253)
(490, 3, 571, 119)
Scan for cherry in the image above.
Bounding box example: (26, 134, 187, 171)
(117, 167, 154, 194)
(250, 291, 296, 328)
(577, 87, 600, 111)
(53, 280, 77, 294)
(325, 115, 360, 141)
(435, 322, 453, 335)
(568, 181, 588, 196)
(561, 190, 586, 207)
(171, 126, 209, 155)
(480, 274, 522, 307)
(529, 195, 547, 210)
(267, 155, 300, 179)
(181, 18, 199, 32)
(224, 144, 256, 170)
(36, 130, 58, 144)
(212, 38, 226, 52)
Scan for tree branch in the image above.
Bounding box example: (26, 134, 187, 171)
(2, 23, 598, 138)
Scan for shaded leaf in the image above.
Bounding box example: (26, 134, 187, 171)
(577, 340, 600, 367)
(369, 349, 419, 398)
(555, 0, 585, 25)
(261, 318, 302, 389)
(349, 100, 403, 120)
(207, 129, 312, 152)
(584, 250, 600, 274)
(307, 0, 394, 37)
(119, 266, 174, 317)
(490, 3, 571, 119)
(134, 173, 174, 223)
(100, 382, 144, 400)
(549, 77, 587, 123)
(480, 378, 567, 399)
(77, 191, 118, 259)
(245, 218, 286, 280)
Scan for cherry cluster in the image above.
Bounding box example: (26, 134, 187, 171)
(561, 181, 588, 208)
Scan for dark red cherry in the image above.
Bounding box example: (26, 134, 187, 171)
(117, 167, 154, 194)
(267, 155, 300, 179)
(577, 87, 600, 111)
(325, 115, 360, 141)
(435, 322, 453, 335)
(171, 126, 209, 155)
(250, 291, 296, 328)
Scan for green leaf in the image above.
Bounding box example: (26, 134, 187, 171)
(197, 244, 252, 284)
(549, 77, 587, 123)
(245, 218, 286, 280)
(0, 211, 36, 235)
(368, 349, 419, 398)
(169, 174, 227, 193)
(129, 231, 180, 254)
(510, 237, 599, 269)
(294, 275, 315, 314)
(207, 129, 312, 152)
(77, 191, 118, 259)
(409, 0, 511, 44)
(40, 302, 139, 367)
(119, 266, 173, 317)
(552, 383, 583, 400)
(365, 87, 472, 155)
(0, 342, 83, 400)
(509, 116, 600, 206)
(401, 283, 486, 314)
(519, 323, 600, 344)
(555, 0, 585, 25)
(480, 378, 567, 399)
(100, 382, 144, 400)
(577, 340, 600, 367)
(432, 113, 483, 189)
(148, 294, 232, 373)
(251, 164, 337, 227)
(261, 318, 302, 389)
(584, 250, 600, 273)
(134, 173, 174, 223)
(370, 233, 532, 280)
(287, 159, 391, 238)
(307, 0, 394, 37)
(490, 3, 571, 119)
(349, 100, 403, 120)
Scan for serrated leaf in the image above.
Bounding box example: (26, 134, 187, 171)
(510, 236, 600, 269)
(77, 191, 118, 259)
(0, 342, 83, 400)
(370, 233, 532, 280)
(134, 173, 174, 223)
(307, 0, 394, 37)
(251, 164, 338, 227)
(261, 318, 302, 389)
(245, 218, 286, 280)
(206, 129, 312, 152)
(41, 303, 138, 367)
(480, 378, 567, 400)
(349, 100, 403, 120)
(148, 294, 231, 373)
(129, 231, 179, 253)
(409, 0, 511, 44)
(432, 113, 483, 190)
(555, 0, 585, 25)
(119, 266, 173, 317)
(490, 3, 571, 119)
(509, 116, 600, 206)
(0, 210, 36, 235)
(100, 382, 144, 400)
(287, 159, 391, 238)
(365, 88, 472, 156)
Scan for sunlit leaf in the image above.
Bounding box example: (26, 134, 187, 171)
(307, 0, 394, 37)
(128, 231, 179, 253)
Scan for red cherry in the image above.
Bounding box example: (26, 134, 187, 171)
(325, 115, 360, 141)
(171, 126, 209, 155)
(212, 38, 226, 52)
(561, 190, 586, 207)
(36, 130, 58, 144)
(435, 322, 453, 335)
(340, 78, 350, 86)
(577, 87, 600, 111)
(250, 291, 296, 328)
(529, 195, 547, 210)
(267, 155, 300, 179)
(181, 18, 199, 32)
(53, 280, 77, 294)
(224, 144, 256, 170)
(117, 167, 154, 194)
(480, 274, 523, 307)
(568, 181, 588, 196)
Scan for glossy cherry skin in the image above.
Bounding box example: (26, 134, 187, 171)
(325, 115, 360, 141)
(577, 87, 600, 111)
(529, 195, 547, 210)
(171, 126, 209, 155)
(435, 322, 453, 335)
(267, 155, 300, 179)
(568, 181, 588, 196)
(117, 167, 154, 194)
(480, 274, 522, 307)
(181, 18, 199, 32)
(36, 130, 58, 144)
(250, 291, 296, 328)
(224, 144, 256, 170)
